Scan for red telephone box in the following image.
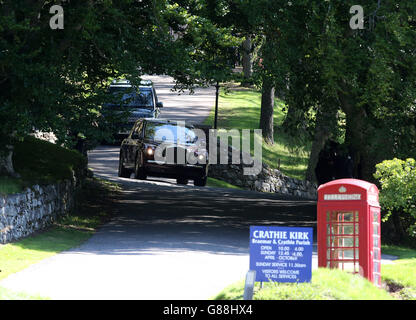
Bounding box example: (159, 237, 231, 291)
(317, 179, 381, 287)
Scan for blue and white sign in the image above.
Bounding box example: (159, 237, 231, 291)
(249, 226, 313, 283)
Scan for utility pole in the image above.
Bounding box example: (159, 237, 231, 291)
(214, 81, 220, 129)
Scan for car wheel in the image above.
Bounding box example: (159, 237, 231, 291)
(134, 154, 147, 180)
(176, 178, 189, 185)
(194, 176, 207, 187)
(118, 154, 130, 178)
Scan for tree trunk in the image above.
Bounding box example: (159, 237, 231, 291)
(282, 103, 302, 133)
(260, 77, 275, 145)
(306, 107, 338, 183)
(0, 145, 17, 177)
(338, 88, 374, 181)
(241, 35, 252, 85)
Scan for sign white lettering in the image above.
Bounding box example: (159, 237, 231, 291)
(324, 194, 361, 200)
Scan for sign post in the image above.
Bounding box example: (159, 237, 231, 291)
(243, 270, 256, 300)
(249, 226, 313, 283)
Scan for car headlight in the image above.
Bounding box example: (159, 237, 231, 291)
(193, 150, 207, 163)
(146, 147, 154, 156)
(144, 145, 156, 159)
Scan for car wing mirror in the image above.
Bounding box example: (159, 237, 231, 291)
(156, 102, 163, 108)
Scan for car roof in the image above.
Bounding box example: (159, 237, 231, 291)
(110, 79, 153, 88)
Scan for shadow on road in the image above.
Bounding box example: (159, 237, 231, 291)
(67, 178, 316, 257)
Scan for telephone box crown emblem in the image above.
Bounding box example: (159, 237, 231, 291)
(338, 186, 347, 193)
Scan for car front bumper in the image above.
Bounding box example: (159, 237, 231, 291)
(144, 160, 208, 180)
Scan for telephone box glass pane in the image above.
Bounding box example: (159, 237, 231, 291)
(326, 249, 355, 260)
(343, 213, 354, 222)
(325, 211, 359, 273)
(373, 237, 379, 247)
(373, 211, 379, 222)
(374, 249, 380, 260)
(327, 236, 357, 248)
(374, 261, 380, 273)
(373, 224, 379, 235)
(341, 262, 355, 272)
(374, 274, 380, 286)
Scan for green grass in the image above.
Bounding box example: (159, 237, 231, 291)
(0, 177, 24, 194)
(207, 177, 242, 189)
(213, 268, 393, 300)
(0, 227, 93, 282)
(214, 246, 416, 300)
(204, 88, 310, 180)
(0, 177, 119, 299)
(381, 245, 416, 300)
(0, 286, 49, 300)
(0, 135, 86, 195)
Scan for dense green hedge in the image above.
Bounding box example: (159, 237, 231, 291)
(1, 136, 87, 194)
(13, 135, 87, 184)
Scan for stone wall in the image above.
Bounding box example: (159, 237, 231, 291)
(0, 180, 77, 244)
(208, 144, 317, 200)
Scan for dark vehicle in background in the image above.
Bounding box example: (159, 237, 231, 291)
(103, 79, 163, 140)
(118, 119, 208, 186)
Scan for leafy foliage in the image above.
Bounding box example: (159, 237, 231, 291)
(2, 2, 176, 148)
(240, 0, 416, 180)
(0, 0, 242, 159)
(374, 158, 416, 240)
(165, 1, 242, 90)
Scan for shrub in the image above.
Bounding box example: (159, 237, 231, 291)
(374, 158, 416, 244)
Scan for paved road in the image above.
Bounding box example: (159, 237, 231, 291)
(143, 74, 215, 125)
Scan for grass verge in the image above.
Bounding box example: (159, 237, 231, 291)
(381, 245, 416, 300)
(214, 245, 416, 300)
(204, 88, 311, 180)
(0, 177, 120, 299)
(213, 268, 393, 300)
(0, 286, 49, 300)
(207, 177, 242, 190)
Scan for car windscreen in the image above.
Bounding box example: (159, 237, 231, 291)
(144, 123, 198, 144)
(108, 87, 154, 109)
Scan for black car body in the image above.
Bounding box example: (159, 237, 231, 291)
(118, 119, 208, 186)
(103, 79, 163, 138)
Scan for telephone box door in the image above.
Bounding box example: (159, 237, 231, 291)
(319, 205, 362, 274)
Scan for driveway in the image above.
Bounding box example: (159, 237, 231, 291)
(0, 143, 317, 299)
(143, 74, 215, 125)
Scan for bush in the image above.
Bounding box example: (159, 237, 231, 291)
(374, 158, 416, 244)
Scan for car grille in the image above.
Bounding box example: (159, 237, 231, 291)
(163, 147, 188, 165)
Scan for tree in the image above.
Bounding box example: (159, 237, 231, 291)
(259, 74, 275, 144)
(0, 0, 184, 175)
(312, 0, 416, 181)
(250, 0, 416, 182)
(165, 0, 242, 91)
(238, 1, 288, 144)
(241, 34, 253, 84)
(374, 158, 416, 244)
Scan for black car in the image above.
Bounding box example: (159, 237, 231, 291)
(103, 79, 163, 139)
(118, 119, 208, 186)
